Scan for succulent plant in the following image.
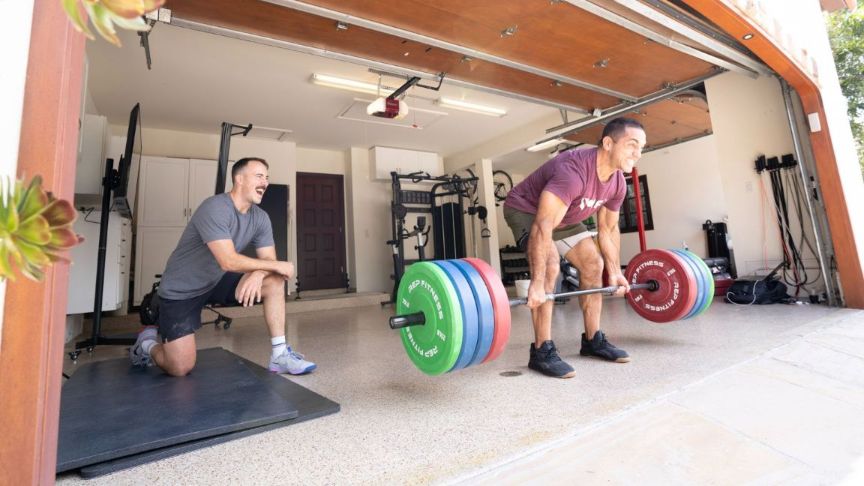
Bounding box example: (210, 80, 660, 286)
(61, 0, 166, 46)
(0, 176, 83, 281)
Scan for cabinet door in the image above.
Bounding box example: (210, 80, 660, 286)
(133, 226, 185, 305)
(188, 159, 218, 216)
(416, 151, 442, 176)
(138, 156, 189, 227)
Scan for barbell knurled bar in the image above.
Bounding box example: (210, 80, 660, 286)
(390, 281, 658, 329)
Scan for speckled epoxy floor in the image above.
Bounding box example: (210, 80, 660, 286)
(57, 297, 854, 484)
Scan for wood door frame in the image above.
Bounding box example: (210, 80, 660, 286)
(295, 172, 348, 290)
(0, 1, 85, 483)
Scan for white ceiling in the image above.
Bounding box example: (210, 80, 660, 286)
(85, 23, 559, 160)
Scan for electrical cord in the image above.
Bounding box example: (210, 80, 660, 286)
(787, 169, 822, 286)
(763, 162, 823, 296)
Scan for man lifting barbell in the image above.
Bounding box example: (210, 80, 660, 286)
(503, 117, 646, 378)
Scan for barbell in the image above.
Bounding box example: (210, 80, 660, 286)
(389, 249, 715, 375)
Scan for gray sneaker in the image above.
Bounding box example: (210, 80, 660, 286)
(269, 347, 317, 375)
(130, 326, 158, 367)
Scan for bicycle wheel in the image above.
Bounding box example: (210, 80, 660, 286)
(492, 170, 513, 202)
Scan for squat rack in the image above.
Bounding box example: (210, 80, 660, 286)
(383, 171, 478, 305)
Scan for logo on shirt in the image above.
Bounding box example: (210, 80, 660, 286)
(579, 197, 606, 211)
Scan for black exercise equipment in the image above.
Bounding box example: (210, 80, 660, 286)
(215, 122, 252, 195)
(71, 104, 141, 360)
(432, 201, 465, 259)
(702, 219, 737, 279)
(384, 171, 477, 305)
(57, 347, 339, 478)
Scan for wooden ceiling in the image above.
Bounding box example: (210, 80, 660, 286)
(564, 92, 712, 150)
(167, 0, 733, 147)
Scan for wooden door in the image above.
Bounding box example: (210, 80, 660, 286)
(296, 173, 347, 290)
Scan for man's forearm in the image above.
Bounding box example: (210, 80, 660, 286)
(221, 252, 279, 274)
(528, 223, 551, 283)
(598, 227, 623, 276)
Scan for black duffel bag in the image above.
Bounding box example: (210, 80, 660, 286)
(139, 285, 161, 326)
(725, 277, 793, 305)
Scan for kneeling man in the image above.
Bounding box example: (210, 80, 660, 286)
(131, 157, 316, 376)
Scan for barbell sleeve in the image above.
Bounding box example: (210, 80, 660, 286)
(390, 280, 658, 329)
(389, 312, 427, 329)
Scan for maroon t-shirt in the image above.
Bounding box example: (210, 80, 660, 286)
(504, 147, 626, 226)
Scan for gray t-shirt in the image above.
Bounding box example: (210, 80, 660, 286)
(158, 193, 275, 300)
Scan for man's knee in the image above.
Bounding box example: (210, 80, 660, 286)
(161, 350, 196, 376)
(579, 253, 604, 284)
(565, 242, 604, 284)
(160, 335, 197, 376)
(164, 360, 195, 377)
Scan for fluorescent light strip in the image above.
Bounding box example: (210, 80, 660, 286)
(436, 97, 507, 117)
(526, 138, 566, 152)
(311, 73, 393, 97)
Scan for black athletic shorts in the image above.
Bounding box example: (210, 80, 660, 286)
(157, 272, 243, 342)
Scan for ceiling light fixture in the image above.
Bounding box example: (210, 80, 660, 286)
(310, 73, 393, 97)
(436, 97, 507, 117)
(742, 33, 754, 40)
(526, 138, 566, 152)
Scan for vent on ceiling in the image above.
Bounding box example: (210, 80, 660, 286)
(337, 98, 447, 129)
(246, 126, 293, 142)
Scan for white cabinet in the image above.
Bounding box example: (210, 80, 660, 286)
(189, 159, 220, 215)
(133, 156, 225, 304)
(370, 146, 441, 180)
(66, 212, 132, 314)
(137, 156, 190, 226)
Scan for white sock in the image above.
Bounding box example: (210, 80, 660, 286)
(271, 336, 287, 360)
(141, 339, 157, 355)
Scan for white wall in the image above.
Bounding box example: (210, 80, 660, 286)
(705, 72, 819, 279)
(621, 135, 728, 260)
(296, 147, 347, 175)
(445, 112, 563, 172)
(108, 125, 296, 185)
(348, 147, 392, 292)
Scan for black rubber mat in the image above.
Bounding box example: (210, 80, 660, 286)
(57, 348, 301, 472)
(76, 353, 340, 478)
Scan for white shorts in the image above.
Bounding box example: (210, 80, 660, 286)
(554, 231, 597, 257)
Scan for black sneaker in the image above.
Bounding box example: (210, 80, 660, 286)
(529, 340, 576, 378)
(580, 330, 630, 363)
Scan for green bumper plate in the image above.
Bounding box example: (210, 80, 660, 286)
(397, 262, 463, 375)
